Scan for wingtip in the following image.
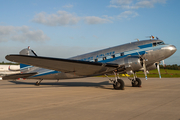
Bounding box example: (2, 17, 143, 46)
(5, 54, 17, 61)
(5, 54, 10, 60)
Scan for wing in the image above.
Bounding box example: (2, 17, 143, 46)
(6, 55, 124, 76)
(3, 72, 37, 80)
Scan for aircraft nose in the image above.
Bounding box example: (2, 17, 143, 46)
(168, 45, 177, 54)
(161, 45, 177, 59)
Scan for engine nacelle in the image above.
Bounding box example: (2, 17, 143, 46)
(146, 63, 157, 71)
(117, 56, 143, 72)
(9, 65, 20, 71)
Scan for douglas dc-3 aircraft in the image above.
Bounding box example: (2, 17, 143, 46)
(3, 38, 176, 90)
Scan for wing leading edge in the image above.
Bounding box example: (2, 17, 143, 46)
(6, 55, 124, 76)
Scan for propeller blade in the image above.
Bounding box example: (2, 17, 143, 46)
(156, 63, 161, 79)
(162, 60, 165, 67)
(143, 59, 147, 80)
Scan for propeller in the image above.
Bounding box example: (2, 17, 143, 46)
(142, 59, 148, 80)
(137, 51, 148, 80)
(156, 60, 166, 79)
(156, 62, 161, 79)
(162, 60, 168, 74)
(162, 60, 165, 67)
(138, 49, 165, 80)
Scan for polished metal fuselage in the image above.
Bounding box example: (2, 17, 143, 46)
(24, 39, 177, 79)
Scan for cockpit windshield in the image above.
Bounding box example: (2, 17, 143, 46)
(153, 42, 165, 47)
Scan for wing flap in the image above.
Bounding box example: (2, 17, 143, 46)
(6, 55, 121, 76)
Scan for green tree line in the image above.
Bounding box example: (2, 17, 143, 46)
(160, 64, 180, 70)
(0, 61, 19, 65)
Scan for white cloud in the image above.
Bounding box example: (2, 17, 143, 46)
(109, 0, 167, 9)
(84, 16, 112, 24)
(117, 11, 139, 19)
(32, 11, 80, 26)
(32, 10, 114, 26)
(134, 0, 166, 9)
(63, 4, 73, 8)
(108, 0, 166, 20)
(0, 26, 50, 42)
(110, 0, 133, 5)
(93, 35, 99, 39)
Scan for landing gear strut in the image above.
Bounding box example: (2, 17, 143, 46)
(105, 71, 125, 90)
(35, 79, 43, 86)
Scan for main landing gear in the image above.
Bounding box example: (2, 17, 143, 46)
(105, 71, 142, 90)
(127, 72, 142, 87)
(113, 79, 125, 90)
(105, 72, 125, 90)
(35, 79, 43, 86)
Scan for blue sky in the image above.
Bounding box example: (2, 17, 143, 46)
(0, 0, 179, 64)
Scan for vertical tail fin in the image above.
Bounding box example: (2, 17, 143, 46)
(19, 46, 37, 56)
(19, 47, 38, 73)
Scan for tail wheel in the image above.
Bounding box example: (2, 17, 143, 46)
(35, 81, 40, 86)
(132, 78, 141, 87)
(113, 79, 125, 90)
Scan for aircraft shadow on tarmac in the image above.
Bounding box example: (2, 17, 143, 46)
(9, 80, 119, 90)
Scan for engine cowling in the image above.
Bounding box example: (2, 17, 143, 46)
(146, 63, 157, 71)
(8, 65, 20, 71)
(117, 56, 143, 72)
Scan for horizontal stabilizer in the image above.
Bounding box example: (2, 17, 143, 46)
(3, 72, 37, 80)
(5, 55, 121, 76)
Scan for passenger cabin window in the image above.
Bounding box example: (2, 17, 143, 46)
(120, 53, 124, 56)
(98, 58, 103, 61)
(111, 55, 115, 58)
(106, 56, 111, 59)
(94, 59, 98, 62)
(115, 53, 120, 57)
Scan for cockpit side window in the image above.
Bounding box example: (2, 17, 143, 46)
(157, 42, 165, 45)
(153, 42, 165, 47)
(153, 42, 156, 47)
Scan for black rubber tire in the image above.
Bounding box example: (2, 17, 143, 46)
(35, 81, 40, 86)
(113, 79, 125, 90)
(132, 78, 141, 87)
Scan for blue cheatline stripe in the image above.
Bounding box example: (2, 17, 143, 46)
(30, 70, 60, 78)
